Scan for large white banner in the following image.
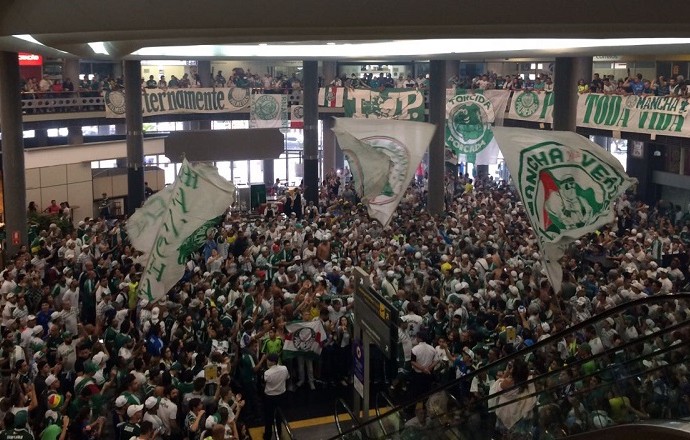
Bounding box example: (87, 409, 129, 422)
(343, 88, 426, 121)
(508, 91, 554, 123)
(103, 88, 252, 118)
(577, 93, 690, 137)
(493, 127, 636, 293)
(332, 118, 435, 226)
(127, 160, 235, 302)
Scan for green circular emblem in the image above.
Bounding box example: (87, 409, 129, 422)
(105, 90, 126, 116)
(624, 95, 639, 109)
(228, 88, 250, 107)
(360, 136, 410, 206)
(445, 95, 494, 155)
(253, 95, 279, 120)
(514, 91, 539, 118)
(293, 105, 304, 119)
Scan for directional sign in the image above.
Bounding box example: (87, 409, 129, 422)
(354, 279, 398, 359)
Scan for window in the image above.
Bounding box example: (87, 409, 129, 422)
(47, 127, 68, 137)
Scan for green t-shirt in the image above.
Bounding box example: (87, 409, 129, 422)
(40, 425, 62, 440)
(261, 337, 283, 356)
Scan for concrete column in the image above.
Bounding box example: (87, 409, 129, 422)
(553, 57, 591, 131)
(427, 60, 446, 215)
(322, 117, 336, 175)
(63, 58, 80, 84)
(445, 60, 461, 84)
(112, 61, 123, 80)
(263, 160, 274, 187)
(124, 60, 145, 214)
(0, 51, 28, 255)
(197, 60, 212, 87)
(335, 142, 344, 171)
(67, 126, 83, 145)
(302, 61, 319, 205)
(322, 61, 337, 85)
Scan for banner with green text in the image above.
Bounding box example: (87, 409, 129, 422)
(103, 88, 252, 118)
(576, 93, 690, 137)
(508, 91, 554, 123)
(343, 88, 425, 121)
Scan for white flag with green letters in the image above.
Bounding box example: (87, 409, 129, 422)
(493, 127, 636, 293)
(333, 118, 435, 226)
(127, 159, 236, 302)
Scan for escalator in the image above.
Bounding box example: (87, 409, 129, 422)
(273, 407, 296, 440)
(328, 294, 690, 439)
(335, 398, 364, 439)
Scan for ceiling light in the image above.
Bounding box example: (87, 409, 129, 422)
(88, 42, 109, 55)
(12, 34, 44, 46)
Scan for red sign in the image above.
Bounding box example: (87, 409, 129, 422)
(11, 231, 20, 245)
(18, 52, 43, 66)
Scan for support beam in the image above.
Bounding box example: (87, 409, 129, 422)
(197, 60, 212, 87)
(124, 60, 145, 215)
(0, 51, 27, 256)
(303, 61, 319, 204)
(427, 60, 446, 214)
(553, 57, 591, 132)
(322, 117, 336, 175)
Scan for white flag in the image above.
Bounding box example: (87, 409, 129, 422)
(127, 159, 236, 302)
(250, 93, 288, 128)
(493, 127, 636, 293)
(333, 118, 435, 226)
(283, 320, 328, 359)
(318, 86, 344, 108)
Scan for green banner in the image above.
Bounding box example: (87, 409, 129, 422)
(343, 88, 425, 121)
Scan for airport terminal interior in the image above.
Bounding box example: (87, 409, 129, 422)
(0, 2, 690, 440)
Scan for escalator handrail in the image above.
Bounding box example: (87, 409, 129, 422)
(273, 407, 296, 440)
(374, 392, 399, 436)
(332, 293, 690, 440)
(334, 398, 361, 438)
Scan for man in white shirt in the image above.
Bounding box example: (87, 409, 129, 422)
(410, 332, 439, 399)
(262, 353, 289, 440)
(158, 388, 180, 437)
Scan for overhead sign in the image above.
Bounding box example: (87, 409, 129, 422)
(18, 53, 43, 66)
(354, 280, 398, 359)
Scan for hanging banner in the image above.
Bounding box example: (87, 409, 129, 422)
(290, 105, 304, 128)
(343, 88, 425, 121)
(577, 93, 690, 137)
(104, 87, 252, 118)
(250, 93, 288, 128)
(318, 86, 345, 108)
(508, 91, 555, 123)
(445, 90, 510, 165)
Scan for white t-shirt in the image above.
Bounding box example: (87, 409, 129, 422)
(411, 342, 438, 372)
(263, 365, 289, 396)
(158, 397, 178, 435)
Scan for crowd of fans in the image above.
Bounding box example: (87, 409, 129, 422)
(0, 162, 688, 440)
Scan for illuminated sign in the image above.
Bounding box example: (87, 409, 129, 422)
(18, 53, 43, 66)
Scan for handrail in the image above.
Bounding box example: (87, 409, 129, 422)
(273, 407, 295, 440)
(334, 398, 361, 439)
(374, 392, 398, 436)
(331, 293, 690, 440)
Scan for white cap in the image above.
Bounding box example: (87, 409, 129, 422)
(126, 404, 144, 417)
(27, 315, 36, 321)
(151, 307, 160, 318)
(115, 395, 128, 408)
(541, 322, 550, 333)
(32, 325, 43, 335)
(45, 374, 58, 387)
(144, 396, 159, 409)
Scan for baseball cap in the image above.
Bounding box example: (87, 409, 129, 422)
(126, 404, 144, 418)
(92, 352, 109, 365)
(144, 396, 159, 409)
(45, 374, 58, 387)
(115, 395, 128, 408)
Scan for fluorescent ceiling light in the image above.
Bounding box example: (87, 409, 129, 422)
(132, 38, 690, 58)
(13, 34, 44, 46)
(88, 42, 109, 55)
